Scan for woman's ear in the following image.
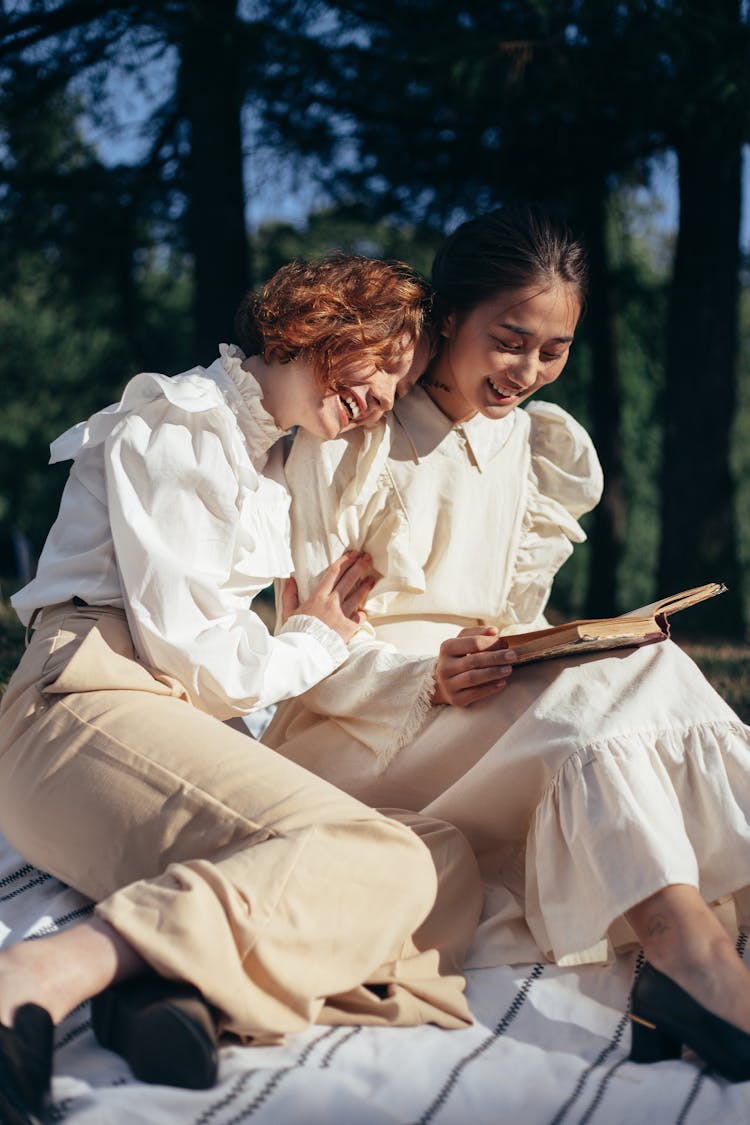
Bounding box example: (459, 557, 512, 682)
(440, 311, 456, 339)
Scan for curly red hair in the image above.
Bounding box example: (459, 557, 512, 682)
(234, 254, 432, 391)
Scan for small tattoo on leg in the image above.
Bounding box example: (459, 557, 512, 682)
(647, 916, 673, 939)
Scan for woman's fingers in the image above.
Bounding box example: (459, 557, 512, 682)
(338, 575, 377, 618)
(450, 678, 513, 707)
(456, 625, 499, 640)
(450, 655, 516, 685)
(316, 549, 372, 594)
(439, 631, 505, 657)
(438, 642, 517, 677)
(319, 551, 377, 617)
(434, 635, 517, 707)
(292, 550, 377, 642)
(331, 552, 376, 600)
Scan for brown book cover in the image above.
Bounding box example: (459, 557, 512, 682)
(499, 582, 727, 666)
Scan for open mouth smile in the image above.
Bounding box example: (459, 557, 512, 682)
(339, 392, 364, 423)
(487, 378, 520, 401)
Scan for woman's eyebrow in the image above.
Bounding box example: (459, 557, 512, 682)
(497, 321, 575, 343)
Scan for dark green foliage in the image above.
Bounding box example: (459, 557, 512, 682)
(0, 66, 195, 558)
(0, 0, 748, 638)
(253, 206, 441, 282)
(655, 0, 748, 635)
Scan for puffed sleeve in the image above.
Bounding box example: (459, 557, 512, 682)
(280, 425, 437, 766)
(504, 401, 604, 630)
(103, 382, 348, 720)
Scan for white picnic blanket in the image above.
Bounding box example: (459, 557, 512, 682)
(2, 831, 749, 1124)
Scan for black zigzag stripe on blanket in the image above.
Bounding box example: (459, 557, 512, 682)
(2, 837, 750, 1125)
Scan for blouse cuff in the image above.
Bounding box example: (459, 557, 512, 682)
(296, 643, 438, 768)
(384, 658, 438, 766)
(278, 613, 349, 669)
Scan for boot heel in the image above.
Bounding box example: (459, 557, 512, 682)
(90, 975, 219, 1089)
(629, 1013, 682, 1063)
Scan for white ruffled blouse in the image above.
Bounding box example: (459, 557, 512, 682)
(12, 345, 348, 719)
(278, 386, 603, 761)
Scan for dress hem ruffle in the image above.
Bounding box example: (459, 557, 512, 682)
(526, 716, 750, 964)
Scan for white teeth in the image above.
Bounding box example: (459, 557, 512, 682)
(488, 380, 514, 398)
(342, 395, 361, 420)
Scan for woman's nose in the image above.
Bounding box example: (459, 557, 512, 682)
(367, 376, 396, 414)
(507, 353, 538, 389)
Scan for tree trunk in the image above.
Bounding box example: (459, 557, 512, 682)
(657, 133, 745, 637)
(178, 0, 250, 364)
(582, 186, 626, 616)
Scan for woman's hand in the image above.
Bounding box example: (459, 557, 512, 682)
(280, 550, 377, 643)
(432, 626, 517, 707)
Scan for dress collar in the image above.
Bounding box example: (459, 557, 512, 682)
(392, 385, 517, 471)
(210, 344, 289, 464)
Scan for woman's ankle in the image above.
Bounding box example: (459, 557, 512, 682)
(0, 950, 54, 1025)
(0, 918, 146, 1026)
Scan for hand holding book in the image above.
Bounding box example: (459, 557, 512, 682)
(492, 582, 727, 667)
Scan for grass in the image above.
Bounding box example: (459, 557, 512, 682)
(1, 600, 748, 722)
(680, 641, 750, 723)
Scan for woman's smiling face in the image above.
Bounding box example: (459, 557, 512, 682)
(268, 332, 431, 440)
(427, 281, 582, 423)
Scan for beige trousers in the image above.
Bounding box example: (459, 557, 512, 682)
(0, 602, 480, 1039)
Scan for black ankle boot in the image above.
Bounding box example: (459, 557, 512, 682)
(91, 975, 219, 1089)
(630, 961, 750, 1082)
(0, 1003, 54, 1125)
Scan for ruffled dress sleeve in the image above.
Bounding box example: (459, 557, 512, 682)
(503, 402, 603, 631)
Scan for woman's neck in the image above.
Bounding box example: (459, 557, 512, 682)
(242, 355, 288, 430)
(420, 371, 476, 424)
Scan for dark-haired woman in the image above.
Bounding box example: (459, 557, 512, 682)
(264, 209, 750, 1083)
(0, 255, 480, 1123)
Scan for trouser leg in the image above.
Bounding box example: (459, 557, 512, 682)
(0, 610, 447, 1037)
(316, 809, 482, 1030)
(2, 688, 444, 1036)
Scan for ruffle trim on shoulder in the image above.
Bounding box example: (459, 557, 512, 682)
(217, 344, 288, 462)
(49, 369, 220, 464)
(47, 359, 294, 582)
(191, 355, 293, 577)
(526, 402, 604, 519)
(335, 421, 426, 601)
(504, 402, 603, 627)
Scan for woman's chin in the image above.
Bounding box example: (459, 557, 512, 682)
(479, 400, 519, 420)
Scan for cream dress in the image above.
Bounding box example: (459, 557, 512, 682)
(263, 387, 750, 968)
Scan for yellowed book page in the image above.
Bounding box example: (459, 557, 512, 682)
(618, 582, 726, 621)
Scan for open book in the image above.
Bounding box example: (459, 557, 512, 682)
(499, 582, 727, 666)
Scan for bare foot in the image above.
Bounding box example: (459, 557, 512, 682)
(627, 884, 750, 1035)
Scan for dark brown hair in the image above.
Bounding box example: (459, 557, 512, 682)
(234, 254, 432, 391)
(431, 203, 588, 320)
